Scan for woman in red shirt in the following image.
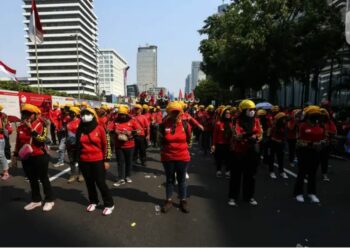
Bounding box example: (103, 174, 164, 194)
(294, 106, 326, 203)
(114, 105, 141, 186)
(159, 101, 191, 214)
(12, 104, 54, 212)
(320, 108, 337, 182)
(212, 107, 233, 178)
(229, 100, 262, 207)
(287, 109, 301, 167)
(75, 108, 114, 215)
(66, 107, 82, 183)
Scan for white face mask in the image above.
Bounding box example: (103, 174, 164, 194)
(246, 110, 255, 118)
(82, 114, 94, 123)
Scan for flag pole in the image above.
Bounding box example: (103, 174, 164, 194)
(34, 37, 40, 94)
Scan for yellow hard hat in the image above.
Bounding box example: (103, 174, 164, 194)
(69, 107, 80, 115)
(119, 105, 129, 115)
(207, 105, 214, 111)
(320, 108, 330, 118)
(304, 105, 321, 115)
(274, 112, 287, 121)
(257, 109, 267, 116)
(239, 99, 256, 111)
(84, 107, 98, 120)
(134, 104, 143, 110)
(0, 104, 4, 111)
(101, 104, 109, 111)
(81, 101, 88, 107)
(53, 102, 59, 107)
(142, 104, 149, 111)
(74, 102, 81, 107)
(166, 101, 183, 114)
(21, 104, 41, 114)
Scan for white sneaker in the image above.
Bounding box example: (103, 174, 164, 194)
(308, 194, 320, 203)
(86, 204, 97, 212)
(102, 206, 115, 216)
(281, 172, 289, 179)
(216, 171, 223, 178)
(186, 172, 190, 179)
(249, 198, 258, 206)
(125, 177, 132, 183)
(289, 163, 295, 168)
(225, 171, 231, 179)
(24, 202, 42, 211)
(269, 172, 277, 179)
(113, 179, 125, 187)
(323, 174, 330, 182)
(53, 162, 64, 168)
(42, 202, 55, 212)
(296, 195, 304, 203)
(228, 199, 237, 206)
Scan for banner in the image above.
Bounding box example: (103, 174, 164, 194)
(52, 96, 76, 107)
(19, 92, 52, 118)
(0, 90, 21, 122)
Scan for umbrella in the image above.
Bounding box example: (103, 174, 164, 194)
(256, 102, 273, 110)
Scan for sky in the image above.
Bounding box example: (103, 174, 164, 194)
(0, 0, 223, 94)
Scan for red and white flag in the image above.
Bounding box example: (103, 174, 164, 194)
(0, 61, 17, 81)
(29, 0, 44, 44)
(178, 89, 183, 100)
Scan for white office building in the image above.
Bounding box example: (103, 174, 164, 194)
(185, 74, 191, 94)
(23, 0, 98, 96)
(191, 61, 206, 90)
(98, 49, 128, 97)
(137, 45, 158, 92)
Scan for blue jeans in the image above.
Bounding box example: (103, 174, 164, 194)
(0, 139, 9, 171)
(162, 161, 189, 200)
(57, 137, 66, 163)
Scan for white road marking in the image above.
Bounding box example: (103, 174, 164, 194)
(273, 163, 297, 178)
(49, 168, 70, 182)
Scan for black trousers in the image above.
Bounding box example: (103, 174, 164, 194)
(214, 144, 230, 172)
(288, 139, 297, 163)
(134, 136, 147, 164)
(320, 145, 330, 175)
(150, 125, 158, 146)
(201, 131, 212, 154)
(79, 161, 114, 207)
(269, 140, 285, 172)
(116, 148, 134, 179)
(294, 147, 320, 196)
(229, 150, 259, 200)
(109, 132, 116, 154)
(262, 139, 271, 164)
(22, 154, 54, 202)
(50, 123, 57, 145)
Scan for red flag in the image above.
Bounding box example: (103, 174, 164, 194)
(0, 60, 17, 81)
(178, 89, 183, 100)
(159, 88, 164, 97)
(29, 0, 44, 44)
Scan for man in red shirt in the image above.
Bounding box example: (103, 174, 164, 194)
(133, 104, 150, 166)
(49, 102, 61, 145)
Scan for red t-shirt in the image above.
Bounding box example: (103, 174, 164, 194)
(79, 125, 109, 162)
(298, 122, 325, 142)
(160, 119, 190, 162)
(133, 114, 149, 137)
(114, 118, 141, 149)
(233, 118, 262, 153)
(213, 120, 232, 145)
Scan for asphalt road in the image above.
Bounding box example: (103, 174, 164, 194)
(1, 138, 350, 247)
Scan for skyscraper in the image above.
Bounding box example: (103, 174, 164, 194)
(191, 61, 206, 91)
(23, 0, 98, 96)
(98, 49, 128, 97)
(137, 45, 158, 92)
(185, 74, 191, 94)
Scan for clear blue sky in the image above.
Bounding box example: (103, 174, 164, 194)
(0, 0, 222, 94)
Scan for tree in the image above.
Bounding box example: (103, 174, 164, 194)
(194, 79, 233, 105)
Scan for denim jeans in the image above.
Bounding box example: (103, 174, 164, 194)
(0, 139, 9, 171)
(116, 148, 134, 180)
(162, 161, 189, 200)
(57, 137, 66, 163)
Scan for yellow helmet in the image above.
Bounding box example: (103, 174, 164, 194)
(142, 104, 149, 111)
(206, 105, 214, 111)
(69, 107, 80, 115)
(320, 108, 330, 118)
(53, 102, 59, 107)
(83, 107, 98, 120)
(134, 104, 143, 110)
(304, 105, 321, 115)
(0, 104, 4, 111)
(21, 104, 41, 114)
(74, 102, 81, 107)
(119, 105, 129, 115)
(257, 109, 267, 116)
(274, 112, 287, 121)
(166, 101, 183, 114)
(239, 99, 256, 111)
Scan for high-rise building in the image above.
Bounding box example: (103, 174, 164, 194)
(23, 0, 98, 96)
(98, 49, 128, 97)
(185, 74, 191, 94)
(137, 45, 157, 92)
(191, 61, 206, 90)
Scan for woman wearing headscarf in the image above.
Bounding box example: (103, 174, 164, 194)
(212, 107, 233, 178)
(13, 104, 54, 211)
(159, 101, 192, 214)
(228, 100, 262, 207)
(75, 108, 114, 215)
(294, 106, 326, 203)
(114, 105, 141, 186)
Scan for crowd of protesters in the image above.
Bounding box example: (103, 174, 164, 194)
(0, 98, 350, 216)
